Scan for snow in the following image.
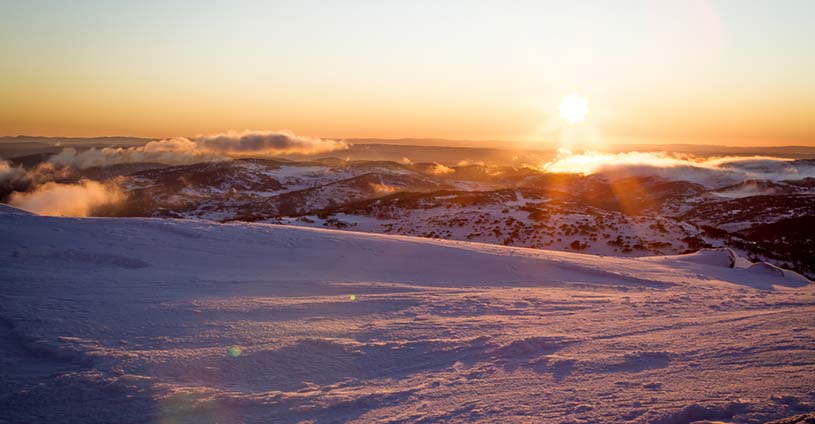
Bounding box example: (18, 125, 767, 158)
(1, 208, 814, 423)
(282, 195, 701, 258)
(0, 203, 33, 215)
(645, 248, 811, 290)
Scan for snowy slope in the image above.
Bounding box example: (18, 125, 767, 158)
(278, 189, 702, 257)
(0, 208, 813, 423)
(8, 156, 810, 278)
(116, 160, 449, 221)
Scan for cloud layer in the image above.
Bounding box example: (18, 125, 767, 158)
(1, 160, 76, 200)
(540, 151, 815, 188)
(0, 159, 30, 186)
(50, 130, 348, 169)
(9, 180, 124, 217)
(3, 130, 346, 216)
(427, 163, 455, 175)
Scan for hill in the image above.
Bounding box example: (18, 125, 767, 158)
(1, 209, 813, 423)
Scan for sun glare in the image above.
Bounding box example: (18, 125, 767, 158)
(559, 94, 589, 124)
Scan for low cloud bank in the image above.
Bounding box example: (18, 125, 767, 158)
(457, 159, 486, 167)
(370, 182, 397, 194)
(0, 159, 32, 185)
(2, 129, 345, 216)
(0, 160, 24, 189)
(9, 180, 123, 217)
(1, 159, 123, 217)
(540, 151, 815, 188)
(1, 160, 75, 198)
(50, 130, 348, 169)
(428, 163, 455, 175)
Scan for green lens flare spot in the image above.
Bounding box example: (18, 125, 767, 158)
(349, 294, 357, 301)
(228, 345, 242, 358)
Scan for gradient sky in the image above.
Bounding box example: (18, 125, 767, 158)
(1, 0, 814, 146)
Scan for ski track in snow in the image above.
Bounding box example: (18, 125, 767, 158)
(0, 205, 814, 423)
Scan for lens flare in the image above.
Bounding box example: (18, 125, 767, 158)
(228, 345, 242, 358)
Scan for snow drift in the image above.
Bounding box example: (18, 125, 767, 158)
(0, 210, 812, 423)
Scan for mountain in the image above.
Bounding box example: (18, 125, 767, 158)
(104, 158, 450, 220)
(4, 155, 814, 278)
(283, 188, 699, 256)
(0, 206, 812, 423)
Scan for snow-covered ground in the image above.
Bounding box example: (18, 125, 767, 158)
(1, 204, 813, 423)
(279, 204, 698, 257)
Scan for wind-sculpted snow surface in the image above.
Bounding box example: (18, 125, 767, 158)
(0, 207, 813, 423)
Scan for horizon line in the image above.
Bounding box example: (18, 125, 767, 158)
(3, 134, 815, 151)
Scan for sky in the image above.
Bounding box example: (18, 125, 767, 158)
(1, 0, 814, 146)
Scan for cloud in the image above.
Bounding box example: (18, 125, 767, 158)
(9, 180, 124, 217)
(1, 160, 78, 200)
(0, 159, 39, 185)
(0, 159, 24, 184)
(427, 163, 455, 175)
(369, 182, 397, 194)
(50, 130, 349, 169)
(196, 130, 347, 155)
(456, 159, 486, 167)
(3, 130, 345, 213)
(538, 151, 815, 188)
(49, 143, 218, 169)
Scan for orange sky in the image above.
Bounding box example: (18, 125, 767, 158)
(1, 1, 814, 146)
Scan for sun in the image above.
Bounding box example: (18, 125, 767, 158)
(559, 94, 589, 124)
